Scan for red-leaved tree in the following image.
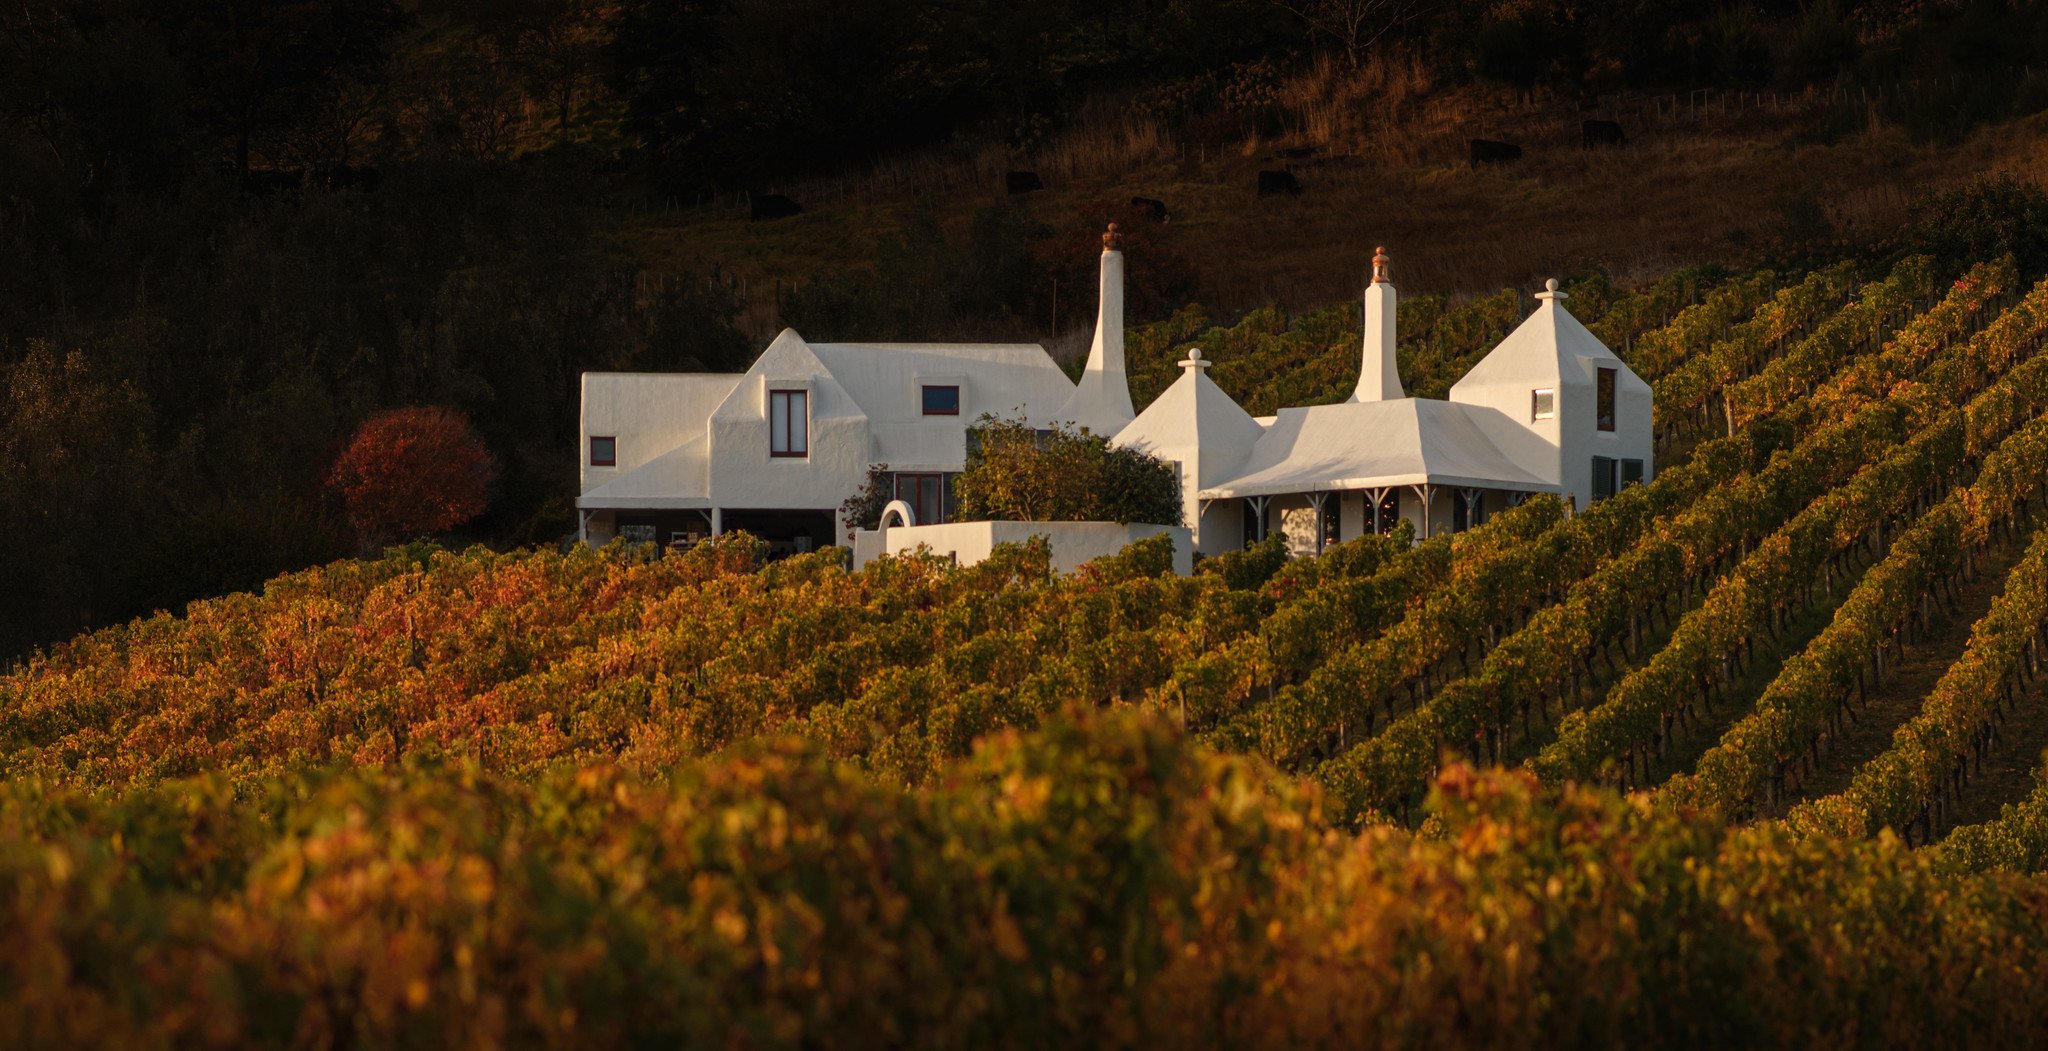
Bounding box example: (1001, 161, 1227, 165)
(328, 407, 497, 545)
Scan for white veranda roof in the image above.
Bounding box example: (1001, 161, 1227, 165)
(1200, 398, 1557, 499)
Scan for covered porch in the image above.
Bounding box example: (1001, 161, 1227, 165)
(1209, 482, 1547, 557)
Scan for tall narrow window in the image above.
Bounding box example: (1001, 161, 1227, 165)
(895, 473, 944, 525)
(921, 385, 960, 416)
(1596, 367, 1617, 432)
(589, 435, 616, 466)
(770, 390, 808, 457)
(1620, 458, 1645, 489)
(1531, 388, 1555, 421)
(1592, 456, 1617, 500)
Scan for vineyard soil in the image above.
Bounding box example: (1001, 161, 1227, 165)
(1779, 532, 2032, 812)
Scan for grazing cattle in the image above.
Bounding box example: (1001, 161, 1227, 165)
(1469, 139, 1522, 165)
(1005, 170, 1044, 194)
(1257, 170, 1302, 197)
(240, 168, 303, 195)
(1130, 196, 1170, 222)
(750, 193, 803, 221)
(1582, 119, 1627, 148)
(313, 165, 380, 191)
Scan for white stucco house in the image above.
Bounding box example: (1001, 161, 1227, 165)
(577, 233, 1651, 560)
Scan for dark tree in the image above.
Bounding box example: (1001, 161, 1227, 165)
(157, 0, 407, 175)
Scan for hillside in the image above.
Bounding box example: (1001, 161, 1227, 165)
(13, 246, 2048, 1041)
(636, 90, 2048, 347)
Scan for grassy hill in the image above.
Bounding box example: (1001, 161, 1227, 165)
(12, 245, 2048, 1042)
(630, 85, 2048, 349)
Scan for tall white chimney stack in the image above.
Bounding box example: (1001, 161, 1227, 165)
(1353, 245, 1404, 402)
(1057, 222, 1138, 432)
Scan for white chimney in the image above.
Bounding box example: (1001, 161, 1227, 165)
(1353, 246, 1403, 402)
(1057, 223, 1138, 432)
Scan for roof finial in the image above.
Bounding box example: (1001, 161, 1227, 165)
(1371, 245, 1391, 284)
(1180, 347, 1209, 372)
(1535, 277, 1567, 302)
(1103, 222, 1122, 251)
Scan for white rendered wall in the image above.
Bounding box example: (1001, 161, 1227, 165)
(579, 373, 738, 495)
(855, 521, 1194, 575)
(1196, 500, 1244, 556)
(707, 370, 871, 533)
(1561, 355, 1655, 510)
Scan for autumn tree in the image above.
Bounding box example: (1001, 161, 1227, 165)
(327, 406, 496, 546)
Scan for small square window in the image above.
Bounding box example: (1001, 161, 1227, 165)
(1532, 388, 1555, 421)
(922, 385, 960, 415)
(589, 435, 616, 466)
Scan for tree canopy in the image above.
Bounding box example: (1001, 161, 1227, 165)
(953, 416, 1183, 526)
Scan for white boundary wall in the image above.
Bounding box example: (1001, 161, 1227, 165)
(852, 521, 1193, 576)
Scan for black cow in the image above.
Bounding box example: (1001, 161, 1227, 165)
(1257, 170, 1302, 197)
(750, 193, 803, 221)
(1130, 196, 1170, 222)
(1469, 139, 1522, 165)
(1582, 119, 1627, 148)
(1005, 170, 1044, 194)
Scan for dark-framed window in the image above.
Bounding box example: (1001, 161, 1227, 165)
(894, 472, 946, 526)
(1596, 367, 1617, 432)
(1592, 455, 1617, 500)
(1531, 388, 1555, 421)
(1621, 458, 1645, 489)
(589, 435, 616, 466)
(921, 384, 960, 416)
(770, 389, 808, 457)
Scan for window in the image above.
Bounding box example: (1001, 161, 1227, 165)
(1592, 456, 1617, 500)
(1596, 367, 1617, 432)
(1621, 458, 1645, 489)
(895, 472, 946, 526)
(770, 389, 808, 457)
(1531, 388, 1555, 421)
(921, 384, 960, 416)
(589, 435, 616, 466)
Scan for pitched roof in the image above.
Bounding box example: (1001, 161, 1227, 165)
(1114, 353, 1267, 486)
(807, 340, 1078, 468)
(1199, 398, 1558, 499)
(1453, 283, 1641, 394)
(577, 436, 712, 509)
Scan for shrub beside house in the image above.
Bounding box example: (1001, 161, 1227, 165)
(852, 416, 1193, 574)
